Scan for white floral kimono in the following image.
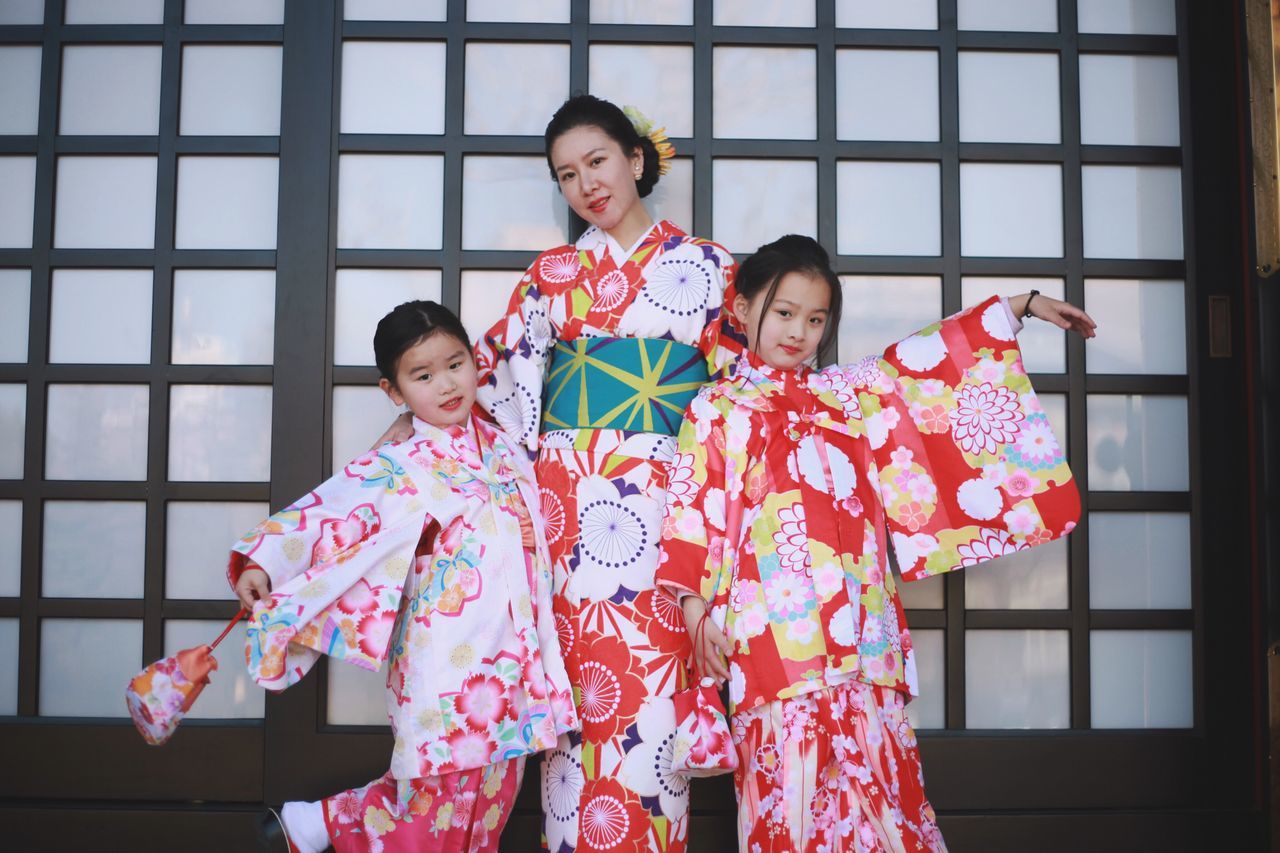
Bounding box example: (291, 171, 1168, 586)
(227, 415, 578, 782)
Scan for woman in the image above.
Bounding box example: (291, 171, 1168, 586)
(383, 95, 742, 852)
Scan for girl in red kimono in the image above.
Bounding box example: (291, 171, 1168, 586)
(656, 235, 1096, 852)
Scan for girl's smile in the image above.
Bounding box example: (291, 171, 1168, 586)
(732, 271, 832, 371)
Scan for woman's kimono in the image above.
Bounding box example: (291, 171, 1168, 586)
(228, 416, 578, 852)
(656, 297, 1080, 851)
(475, 219, 742, 852)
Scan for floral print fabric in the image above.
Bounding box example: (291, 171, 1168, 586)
(474, 220, 743, 852)
(324, 756, 525, 853)
(734, 681, 945, 852)
(228, 416, 576, 781)
(657, 296, 1080, 715)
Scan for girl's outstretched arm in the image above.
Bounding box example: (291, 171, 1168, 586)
(1009, 291, 1098, 338)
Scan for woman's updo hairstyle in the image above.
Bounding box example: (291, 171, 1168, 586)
(544, 94, 661, 198)
(736, 235, 844, 362)
(373, 300, 471, 383)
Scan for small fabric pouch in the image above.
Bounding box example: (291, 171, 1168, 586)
(670, 611, 738, 778)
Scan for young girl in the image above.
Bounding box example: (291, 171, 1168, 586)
(229, 301, 577, 853)
(656, 236, 1095, 851)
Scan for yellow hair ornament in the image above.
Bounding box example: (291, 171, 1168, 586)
(623, 105, 676, 176)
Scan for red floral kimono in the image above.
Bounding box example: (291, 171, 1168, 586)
(475, 219, 742, 852)
(657, 297, 1080, 851)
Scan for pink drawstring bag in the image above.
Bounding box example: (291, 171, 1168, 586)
(125, 608, 246, 746)
(670, 612, 738, 778)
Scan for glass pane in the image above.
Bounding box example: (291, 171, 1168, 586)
(965, 629, 1069, 728)
(905, 629, 944, 730)
(714, 47, 816, 139)
(46, 384, 149, 481)
(1090, 630, 1192, 728)
(327, 659, 390, 725)
(42, 501, 145, 598)
(64, 0, 163, 24)
(345, 0, 446, 20)
(460, 270, 522, 349)
(49, 269, 153, 364)
(59, 45, 162, 135)
(897, 571, 944, 609)
(961, 277, 1066, 373)
(164, 620, 265, 717)
(184, 0, 284, 24)
(54, 156, 157, 249)
(180, 45, 282, 136)
(0, 47, 42, 135)
(0, 501, 19, 596)
(965, 537, 1068, 609)
(0, 619, 16, 715)
(467, 0, 570, 22)
(589, 44, 693, 138)
(591, 0, 692, 25)
(40, 618, 143, 717)
(645, 156, 693, 235)
(959, 51, 1059, 143)
(0, 0, 43, 24)
(837, 0, 937, 28)
(0, 385, 25, 479)
(712, 159, 817, 254)
(837, 161, 940, 255)
(340, 41, 446, 135)
(961, 163, 1063, 257)
(462, 156, 566, 251)
(0, 269, 31, 363)
(1086, 394, 1188, 491)
(169, 385, 272, 482)
(1089, 512, 1191, 609)
(465, 43, 569, 136)
(339, 154, 444, 250)
(1084, 278, 1185, 374)
(1078, 0, 1176, 35)
(1082, 165, 1183, 260)
(333, 269, 443, 366)
(837, 276, 940, 363)
(172, 270, 276, 365)
(836, 49, 938, 142)
(1080, 55, 1179, 147)
(957, 0, 1057, 32)
(0, 156, 36, 248)
(166, 501, 270, 599)
(333, 386, 403, 471)
(175, 156, 279, 250)
(713, 0, 814, 26)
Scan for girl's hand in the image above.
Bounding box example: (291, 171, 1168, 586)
(372, 411, 414, 449)
(234, 567, 272, 610)
(1014, 292, 1098, 339)
(680, 595, 731, 683)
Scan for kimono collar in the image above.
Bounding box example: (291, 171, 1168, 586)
(731, 349, 815, 408)
(575, 219, 685, 261)
(409, 415, 520, 486)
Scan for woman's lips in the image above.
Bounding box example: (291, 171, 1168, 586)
(588, 197, 609, 214)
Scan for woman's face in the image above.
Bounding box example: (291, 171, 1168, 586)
(549, 125, 646, 235)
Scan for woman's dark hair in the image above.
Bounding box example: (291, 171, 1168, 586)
(544, 94, 661, 198)
(373, 300, 471, 382)
(736, 235, 843, 362)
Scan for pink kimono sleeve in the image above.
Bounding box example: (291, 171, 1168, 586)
(849, 295, 1080, 581)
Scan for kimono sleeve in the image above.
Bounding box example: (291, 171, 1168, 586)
(655, 389, 735, 608)
(696, 245, 746, 379)
(474, 259, 555, 452)
(849, 295, 1080, 582)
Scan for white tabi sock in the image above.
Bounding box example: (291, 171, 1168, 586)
(280, 800, 329, 853)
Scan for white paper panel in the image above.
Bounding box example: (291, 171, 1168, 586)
(467, 0, 570, 22)
(591, 0, 692, 25)
(961, 277, 1066, 373)
(1084, 278, 1185, 374)
(175, 156, 279, 250)
(965, 629, 1070, 728)
(465, 43, 569, 135)
(339, 154, 445, 250)
(180, 45, 282, 136)
(712, 159, 817, 254)
(45, 384, 149, 481)
(168, 385, 272, 482)
(713, 0, 814, 27)
(184, 0, 284, 24)
(0, 46, 41, 135)
(60, 45, 162, 135)
(589, 44, 694, 138)
(0, 269, 31, 363)
(1090, 631, 1192, 728)
(327, 658, 391, 725)
(0, 385, 25, 480)
(836, 49, 939, 142)
(462, 156, 566, 251)
(837, 276, 940, 364)
(340, 41, 446, 135)
(1082, 165, 1183, 260)
(837, 161, 941, 255)
(897, 571, 944, 610)
(1089, 512, 1191, 609)
(713, 47, 816, 139)
(1078, 0, 1176, 35)
(42, 501, 146, 598)
(333, 386, 405, 473)
(65, 0, 163, 24)
(1086, 394, 1188, 491)
(643, 156, 693, 237)
(965, 537, 1068, 609)
(345, 0, 447, 21)
(460, 270, 522, 349)
(0, 0, 43, 24)
(961, 163, 1063, 257)
(164, 621, 265, 717)
(0, 502, 20, 597)
(1079, 54, 1179, 146)
(0, 619, 16, 715)
(40, 619, 143, 717)
(49, 269, 153, 364)
(957, 0, 1057, 32)
(0, 156, 37, 249)
(54, 156, 157, 249)
(958, 51, 1060, 143)
(334, 269, 443, 366)
(171, 270, 276, 365)
(836, 0, 937, 29)
(166, 501, 270, 600)
(905, 629, 944, 730)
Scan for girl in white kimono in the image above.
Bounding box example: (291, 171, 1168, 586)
(229, 301, 578, 853)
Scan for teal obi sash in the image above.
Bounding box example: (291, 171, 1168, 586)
(541, 337, 710, 435)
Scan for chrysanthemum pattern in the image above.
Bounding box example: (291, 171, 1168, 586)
(949, 381, 1023, 456)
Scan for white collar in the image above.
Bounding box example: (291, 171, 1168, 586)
(576, 220, 660, 266)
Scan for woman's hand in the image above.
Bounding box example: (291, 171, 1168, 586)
(681, 595, 731, 683)
(1012, 292, 1098, 339)
(234, 567, 272, 610)
(372, 411, 414, 449)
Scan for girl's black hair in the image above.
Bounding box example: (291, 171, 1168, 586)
(736, 235, 843, 362)
(544, 94, 661, 198)
(373, 300, 471, 382)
